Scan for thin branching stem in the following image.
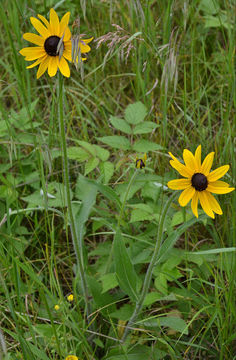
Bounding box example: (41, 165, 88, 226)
(122, 192, 177, 342)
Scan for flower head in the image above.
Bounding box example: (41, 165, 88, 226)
(65, 356, 78, 360)
(167, 145, 234, 218)
(136, 153, 147, 169)
(19, 9, 93, 79)
(54, 304, 60, 311)
(67, 294, 74, 302)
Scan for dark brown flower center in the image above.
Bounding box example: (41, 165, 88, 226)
(44, 36, 61, 56)
(191, 173, 208, 191)
(136, 159, 145, 169)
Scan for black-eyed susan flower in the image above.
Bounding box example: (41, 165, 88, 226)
(167, 145, 234, 219)
(67, 294, 74, 302)
(19, 9, 93, 79)
(65, 356, 78, 360)
(136, 153, 147, 169)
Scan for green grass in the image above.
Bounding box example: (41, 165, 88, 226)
(0, 0, 235, 359)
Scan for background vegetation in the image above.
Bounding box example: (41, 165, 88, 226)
(0, 0, 235, 359)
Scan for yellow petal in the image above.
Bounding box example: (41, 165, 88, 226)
(169, 152, 193, 177)
(194, 145, 201, 171)
(80, 42, 91, 53)
(63, 27, 71, 41)
(59, 12, 70, 36)
(23, 33, 44, 46)
(37, 14, 50, 29)
(207, 180, 229, 187)
(30, 17, 50, 38)
(59, 56, 70, 77)
(207, 185, 235, 194)
(48, 56, 58, 77)
(167, 178, 191, 190)
(183, 149, 197, 172)
(200, 152, 214, 176)
(26, 55, 46, 68)
(191, 192, 199, 218)
(207, 165, 230, 182)
(63, 48, 72, 61)
(205, 191, 222, 215)
(19, 47, 45, 60)
(82, 37, 93, 44)
(49, 8, 60, 35)
(198, 191, 214, 218)
(37, 56, 50, 79)
(178, 186, 195, 207)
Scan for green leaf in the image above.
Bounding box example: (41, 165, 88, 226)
(98, 136, 131, 150)
(130, 208, 155, 223)
(100, 273, 119, 293)
(76, 176, 121, 210)
(199, 0, 219, 15)
(158, 215, 206, 264)
(125, 102, 147, 125)
(87, 276, 115, 311)
(133, 139, 164, 152)
(157, 316, 188, 335)
(100, 161, 114, 184)
(93, 144, 110, 161)
(133, 121, 158, 134)
(84, 157, 99, 175)
(114, 229, 139, 302)
(77, 140, 97, 156)
(171, 211, 193, 227)
(67, 147, 90, 161)
(110, 116, 132, 134)
(143, 292, 177, 306)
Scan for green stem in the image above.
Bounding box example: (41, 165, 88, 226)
(58, 74, 90, 322)
(122, 192, 177, 342)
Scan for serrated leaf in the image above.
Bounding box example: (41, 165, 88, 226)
(84, 157, 99, 175)
(133, 140, 164, 152)
(98, 136, 131, 150)
(67, 147, 90, 161)
(100, 161, 114, 184)
(77, 140, 96, 156)
(114, 229, 139, 302)
(93, 144, 110, 161)
(110, 116, 132, 134)
(133, 121, 158, 134)
(100, 273, 119, 293)
(125, 102, 147, 124)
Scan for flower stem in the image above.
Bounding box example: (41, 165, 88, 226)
(58, 74, 90, 322)
(121, 192, 177, 342)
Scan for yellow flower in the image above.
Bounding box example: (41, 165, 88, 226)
(67, 294, 74, 302)
(65, 356, 78, 360)
(167, 145, 234, 219)
(54, 304, 60, 311)
(136, 153, 147, 169)
(19, 9, 92, 79)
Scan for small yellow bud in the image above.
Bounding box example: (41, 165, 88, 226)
(65, 356, 78, 360)
(67, 294, 74, 302)
(54, 304, 60, 311)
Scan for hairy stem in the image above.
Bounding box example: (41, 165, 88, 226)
(58, 75, 90, 322)
(122, 192, 177, 342)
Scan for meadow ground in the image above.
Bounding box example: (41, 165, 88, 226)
(0, 1, 235, 359)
